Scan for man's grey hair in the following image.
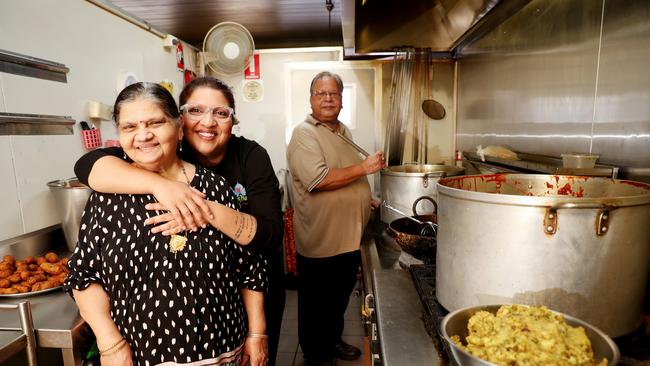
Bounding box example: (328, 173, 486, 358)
(309, 71, 343, 95)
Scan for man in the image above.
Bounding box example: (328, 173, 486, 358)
(287, 71, 385, 366)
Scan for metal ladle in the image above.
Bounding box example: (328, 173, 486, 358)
(382, 201, 437, 237)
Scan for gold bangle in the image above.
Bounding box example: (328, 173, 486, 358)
(101, 339, 127, 356)
(247, 333, 268, 339)
(99, 338, 127, 356)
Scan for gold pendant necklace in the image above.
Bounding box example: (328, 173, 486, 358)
(169, 161, 192, 254)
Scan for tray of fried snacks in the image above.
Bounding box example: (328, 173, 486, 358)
(0, 253, 68, 298)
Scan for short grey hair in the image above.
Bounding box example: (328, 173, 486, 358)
(309, 71, 343, 95)
(113, 82, 182, 128)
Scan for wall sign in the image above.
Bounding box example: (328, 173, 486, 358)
(176, 42, 185, 71)
(244, 53, 260, 79)
(116, 72, 138, 93)
(242, 80, 263, 102)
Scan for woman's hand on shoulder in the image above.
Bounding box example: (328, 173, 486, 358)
(146, 179, 213, 232)
(241, 336, 268, 366)
(100, 342, 133, 366)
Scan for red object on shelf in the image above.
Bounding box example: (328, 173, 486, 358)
(81, 129, 102, 150)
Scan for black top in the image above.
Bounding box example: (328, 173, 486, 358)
(65, 165, 267, 366)
(74, 136, 283, 256)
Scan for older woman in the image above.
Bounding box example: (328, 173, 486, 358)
(73, 77, 285, 366)
(65, 82, 268, 366)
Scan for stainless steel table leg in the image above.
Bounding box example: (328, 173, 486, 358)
(61, 347, 82, 366)
(17, 301, 38, 366)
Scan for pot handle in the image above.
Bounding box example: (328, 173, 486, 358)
(422, 172, 445, 188)
(544, 202, 614, 236)
(413, 196, 438, 216)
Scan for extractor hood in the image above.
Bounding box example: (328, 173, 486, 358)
(341, 0, 532, 59)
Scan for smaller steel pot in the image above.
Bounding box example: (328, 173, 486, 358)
(387, 214, 437, 260)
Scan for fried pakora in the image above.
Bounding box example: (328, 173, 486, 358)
(451, 305, 607, 366)
(0, 253, 68, 295)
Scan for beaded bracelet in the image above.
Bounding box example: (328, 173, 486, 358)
(247, 333, 268, 339)
(99, 338, 127, 356)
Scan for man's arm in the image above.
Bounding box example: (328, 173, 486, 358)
(314, 151, 385, 191)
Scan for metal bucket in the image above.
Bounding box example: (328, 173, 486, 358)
(380, 164, 464, 223)
(47, 178, 92, 252)
(435, 174, 650, 337)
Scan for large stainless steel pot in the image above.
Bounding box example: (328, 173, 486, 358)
(380, 164, 464, 223)
(436, 174, 650, 337)
(47, 178, 91, 252)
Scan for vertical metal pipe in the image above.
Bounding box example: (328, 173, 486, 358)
(18, 301, 38, 366)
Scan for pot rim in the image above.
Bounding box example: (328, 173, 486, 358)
(381, 164, 465, 178)
(437, 174, 650, 207)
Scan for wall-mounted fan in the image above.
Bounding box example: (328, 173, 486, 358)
(199, 22, 255, 76)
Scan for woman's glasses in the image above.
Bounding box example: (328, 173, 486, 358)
(180, 104, 234, 123)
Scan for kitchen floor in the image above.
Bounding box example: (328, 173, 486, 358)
(275, 283, 367, 366)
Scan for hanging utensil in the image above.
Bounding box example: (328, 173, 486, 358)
(422, 57, 446, 120)
(422, 99, 446, 120)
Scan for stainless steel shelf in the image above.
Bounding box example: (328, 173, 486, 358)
(463, 151, 619, 178)
(0, 49, 69, 83)
(0, 113, 75, 135)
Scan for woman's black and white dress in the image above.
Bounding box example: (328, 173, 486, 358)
(65, 165, 267, 366)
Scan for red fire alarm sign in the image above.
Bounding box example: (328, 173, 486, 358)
(176, 43, 185, 71)
(244, 53, 260, 79)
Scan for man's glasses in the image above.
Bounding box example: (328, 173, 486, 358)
(311, 91, 342, 99)
(180, 104, 234, 123)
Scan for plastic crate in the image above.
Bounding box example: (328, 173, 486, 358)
(81, 129, 102, 150)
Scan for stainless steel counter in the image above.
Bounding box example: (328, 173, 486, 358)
(0, 225, 91, 366)
(0, 330, 26, 363)
(360, 231, 441, 366)
(0, 291, 90, 365)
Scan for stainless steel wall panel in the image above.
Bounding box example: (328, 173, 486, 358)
(457, 0, 602, 158)
(456, 0, 650, 170)
(593, 1, 650, 167)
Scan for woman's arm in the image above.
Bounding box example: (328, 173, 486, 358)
(240, 288, 267, 366)
(73, 284, 133, 366)
(75, 149, 212, 231)
(144, 200, 257, 245)
(239, 145, 283, 254)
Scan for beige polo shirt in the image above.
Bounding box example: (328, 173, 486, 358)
(287, 114, 372, 258)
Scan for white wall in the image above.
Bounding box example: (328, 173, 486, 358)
(0, 0, 191, 240)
